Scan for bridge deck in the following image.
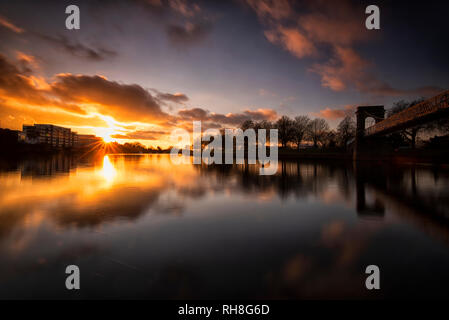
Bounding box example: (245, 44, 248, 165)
(365, 90, 449, 136)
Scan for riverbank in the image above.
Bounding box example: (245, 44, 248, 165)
(278, 147, 449, 165)
(2, 143, 448, 166)
(0, 142, 170, 159)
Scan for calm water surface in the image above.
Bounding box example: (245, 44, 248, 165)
(0, 154, 449, 299)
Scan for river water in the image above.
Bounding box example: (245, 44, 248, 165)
(0, 154, 448, 299)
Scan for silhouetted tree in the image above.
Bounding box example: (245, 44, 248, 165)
(388, 99, 422, 149)
(255, 120, 273, 143)
(257, 120, 273, 130)
(291, 116, 310, 150)
(337, 115, 356, 149)
(323, 130, 338, 148)
(240, 120, 255, 131)
(386, 99, 448, 149)
(276, 116, 294, 147)
(307, 118, 329, 148)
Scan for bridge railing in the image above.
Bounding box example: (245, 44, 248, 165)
(365, 89, 449, 136)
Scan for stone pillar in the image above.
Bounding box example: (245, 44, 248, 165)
(353, 106, 385, 160)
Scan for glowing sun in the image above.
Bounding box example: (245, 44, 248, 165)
(95, 127, 117, 143)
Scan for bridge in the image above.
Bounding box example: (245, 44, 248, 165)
(360, 89, 449, 137)
(353, 89, 449, 160)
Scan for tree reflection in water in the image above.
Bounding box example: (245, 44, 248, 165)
(0, 154, 449, 299)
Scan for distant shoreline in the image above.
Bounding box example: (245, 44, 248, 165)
(1, 143, 448, 166)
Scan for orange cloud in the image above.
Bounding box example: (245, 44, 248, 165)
(0, 102, 108, 131)
(111, 130, 167, 140)
(0, 15, 24, 33)
(310, 46, 369, 92)
(313, 105, 355, 120)
(15, 51, 39, 72)
(298, 0, 368, 46)
(168, 0, 201, 17)
(0, 54, 86, 114)
(310, 47, 443, 96)
(16, 51, 36, 65)
(246, 0, 293, 21)
(0, 54, 173, 144)
(265, 27, 316, 59)
(248, 0, 442, 97)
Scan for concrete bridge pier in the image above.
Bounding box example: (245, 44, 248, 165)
(353, 105, 387, 161)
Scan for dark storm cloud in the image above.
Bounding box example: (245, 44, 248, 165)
(178, 107, 208, 120)
(166, 21, 212, 45)
(36, 33, 117, 61)
(177, 107, 277, 126)
(152, 89, 189, 104)
(0, 6, 117, 62)
(50, 74, 168, 122)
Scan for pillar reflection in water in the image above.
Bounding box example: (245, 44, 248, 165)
(354, 162, 385, 218)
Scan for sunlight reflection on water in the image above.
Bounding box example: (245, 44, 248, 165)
(0, 154, 448, 299)
(100, 155, 116, 184)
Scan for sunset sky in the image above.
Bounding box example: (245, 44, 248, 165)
(0, 0, 448, 147)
